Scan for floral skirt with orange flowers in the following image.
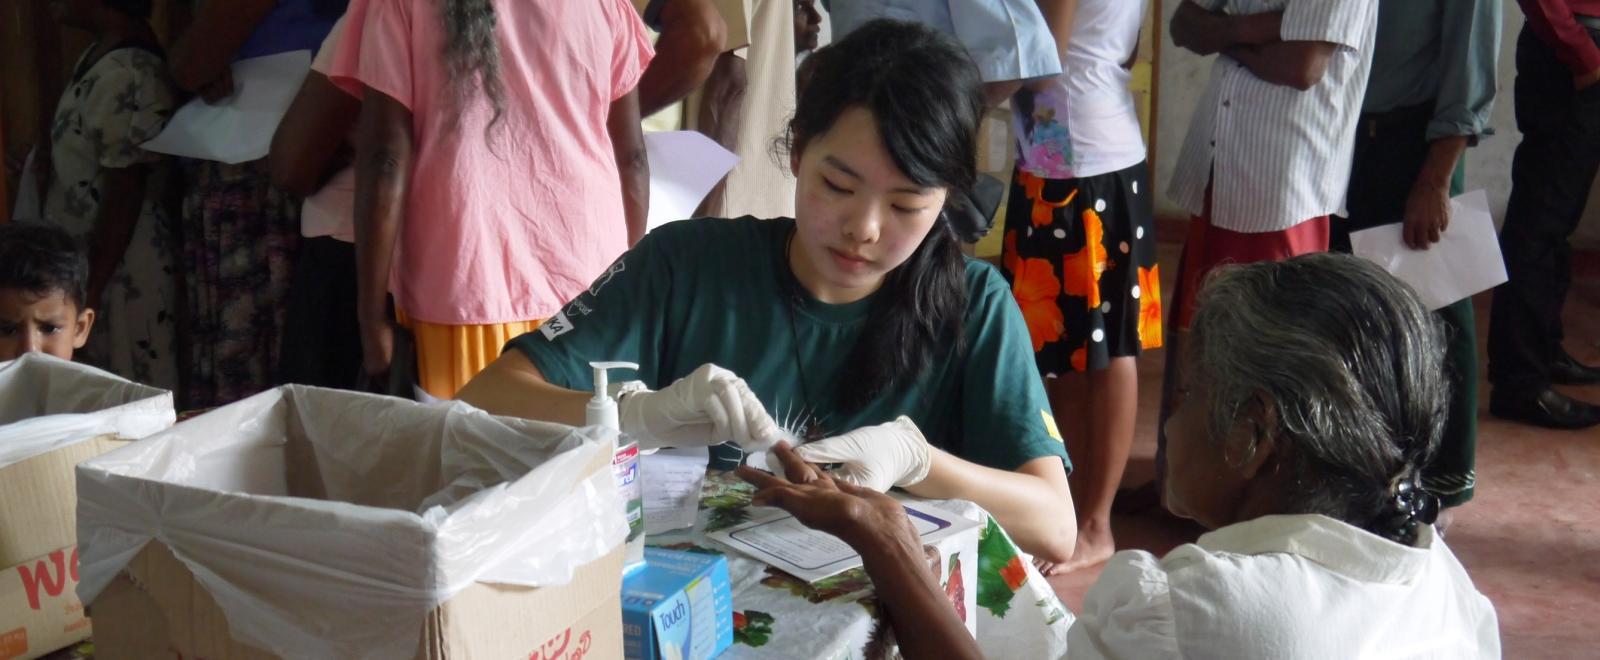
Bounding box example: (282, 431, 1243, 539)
(1000, 162, 1162, 376)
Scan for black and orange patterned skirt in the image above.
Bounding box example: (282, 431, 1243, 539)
(1000, 162, 1162, 376)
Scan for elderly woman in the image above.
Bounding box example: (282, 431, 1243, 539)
(742, 253, 1501, 658)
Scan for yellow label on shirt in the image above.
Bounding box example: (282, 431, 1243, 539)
(1041, 410, 1063, 443)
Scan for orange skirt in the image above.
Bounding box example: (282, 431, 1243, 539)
(396, 309, 542, 400)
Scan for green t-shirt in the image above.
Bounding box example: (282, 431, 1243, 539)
(508, 218, 1070, 474)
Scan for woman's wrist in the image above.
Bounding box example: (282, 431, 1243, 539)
(851, 521, 926, 571)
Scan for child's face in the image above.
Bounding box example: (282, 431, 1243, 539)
(0, 288, 94, 362)
(789, 107, 948, 304)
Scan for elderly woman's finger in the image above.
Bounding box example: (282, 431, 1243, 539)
(737, 464, 787, 489)
(750, 484, 802, 510)
(770, 441, 825, 484)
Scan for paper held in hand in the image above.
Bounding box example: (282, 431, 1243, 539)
(1349, 189, 1508, 311)
(643, 131, 739, 230)
(707, 499, 979, 583)
(141, 50, 311, 164)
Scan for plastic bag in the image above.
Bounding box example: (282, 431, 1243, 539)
(76, 385, 627, 659)
(0, 353, 173, 469)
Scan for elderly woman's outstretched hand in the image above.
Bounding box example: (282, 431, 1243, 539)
(736, 442, 916, 546)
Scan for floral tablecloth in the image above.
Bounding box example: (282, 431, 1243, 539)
(651, 471, 1073, 660)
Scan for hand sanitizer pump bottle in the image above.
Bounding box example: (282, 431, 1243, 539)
(588, 361, 646, 574)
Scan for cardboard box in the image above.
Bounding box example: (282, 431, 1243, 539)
(1, 439, 118, 660)
(622, 548, 734, 660)
(0, 354, 172, 660)
(90, 542, 625, 660)
(77, 386, 629, 659)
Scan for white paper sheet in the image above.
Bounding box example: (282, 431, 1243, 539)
(708, 499, 980, 583)
(11, 147, 42, 220)
(641, 446, 709, 534)
(644, 131, 740, 230)
(141, 51, 312, 164)
(1350, 189, 1508, 311)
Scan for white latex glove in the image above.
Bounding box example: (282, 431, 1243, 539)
(779, 416, 933, 492)
(618, 364, 784, 451)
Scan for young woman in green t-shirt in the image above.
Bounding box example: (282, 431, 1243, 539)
(458, 19, 1079, 564)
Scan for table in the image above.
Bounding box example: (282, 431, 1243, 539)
(650, 471, 1074, 659)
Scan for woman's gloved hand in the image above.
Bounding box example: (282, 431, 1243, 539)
(779, 416, 933, 492)
(618, 363, 784, 451)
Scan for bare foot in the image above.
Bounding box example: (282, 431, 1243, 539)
(1037, 519, 1117, 576)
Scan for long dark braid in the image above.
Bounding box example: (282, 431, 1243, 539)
(439, 0, 506, 138)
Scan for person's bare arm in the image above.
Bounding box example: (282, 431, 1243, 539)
(1036, 0, 1080, 64)
(638, 0, 727, 117)
(691, 51, 745, 216)
(1019, 0, 1079, 95)
(979, 81, 1022, 108)
(456, 350, 593, 424)
(1222, 40, 1337, 91)
(738, 445, 983, 660)
(269, 70, 360, 197)
(85, 166, 147, 308)
(168, 0, 279, 93)
(906, 453, 1078, 564)
(1170, 1, 1282, 56)
(608, 89, 649, 245)
(1401, 136, 1468, 250)
(352, 88, 412, 380)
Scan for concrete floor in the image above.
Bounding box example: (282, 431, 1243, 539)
(1046, 240, 1600, 658)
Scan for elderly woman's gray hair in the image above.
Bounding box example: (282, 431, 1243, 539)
(1189, 253, 1450, 545)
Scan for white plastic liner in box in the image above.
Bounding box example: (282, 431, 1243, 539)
(76, 385, 627, 659)
(0, 353, 173, 469)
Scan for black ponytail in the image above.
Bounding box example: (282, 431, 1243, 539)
(783, 20, 986, 410)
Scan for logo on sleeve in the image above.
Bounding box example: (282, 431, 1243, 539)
(540, 311, 574, 340)
(589, 257, 627, 296)
(1041, 410, 1063, 443)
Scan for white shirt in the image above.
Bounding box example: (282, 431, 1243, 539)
(300, 16, 355, 243)
(827, 0, 1060, 83)
(1166, 0, 1378, 233)
(1065, 515, 1501, 659)
(1012, 0, 1146, 179)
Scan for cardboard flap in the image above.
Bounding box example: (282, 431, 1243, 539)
(75, 386, 627, 660)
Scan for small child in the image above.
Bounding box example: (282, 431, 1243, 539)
(0, 222, 95, 361)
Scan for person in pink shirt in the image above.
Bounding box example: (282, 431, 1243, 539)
(329, 0, 653, 399)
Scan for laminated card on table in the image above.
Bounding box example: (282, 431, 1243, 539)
(707, 499, 979, 583)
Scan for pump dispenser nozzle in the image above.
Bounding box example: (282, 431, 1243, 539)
(587, 361, 640, 430)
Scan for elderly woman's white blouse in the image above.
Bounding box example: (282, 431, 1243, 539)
(1066, 514, 1500, 659)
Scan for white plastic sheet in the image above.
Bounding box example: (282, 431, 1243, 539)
(76, 385, 627, 659)
(0, 353, 173, 469)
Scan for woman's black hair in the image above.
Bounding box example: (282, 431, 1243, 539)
(100, 0, 152, 20)
(437, 0, 506, 138)
(783, 19, 986, 411)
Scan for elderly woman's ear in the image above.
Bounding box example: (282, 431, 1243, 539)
(1225, 392, 1281, 480)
